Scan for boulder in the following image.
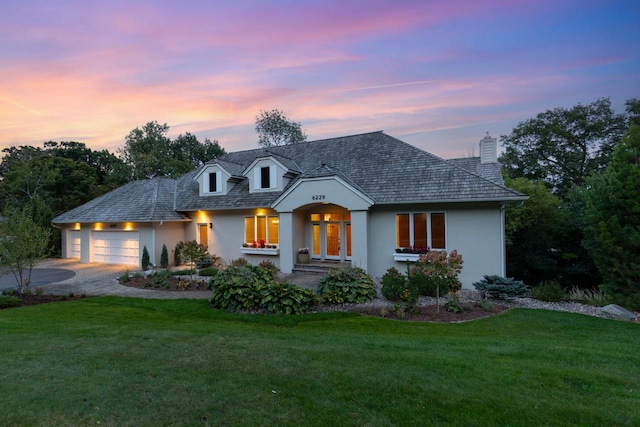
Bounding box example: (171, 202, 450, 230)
(596, 304, 638, 322)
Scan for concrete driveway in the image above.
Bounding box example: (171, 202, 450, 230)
(1, 259, 210, 299)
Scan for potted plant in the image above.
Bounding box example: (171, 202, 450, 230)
(297, 247, 310, 264)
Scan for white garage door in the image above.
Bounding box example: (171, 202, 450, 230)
(93, 231, 140, 266)
(69, 230, 81, 259)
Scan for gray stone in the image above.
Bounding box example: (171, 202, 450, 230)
(596, 304, 638, 322)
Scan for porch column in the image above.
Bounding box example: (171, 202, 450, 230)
(278, 211, 294, 273)
(350, 210, 368, 272)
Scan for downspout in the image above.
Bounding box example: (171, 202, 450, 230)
(500, 203, 506, 277)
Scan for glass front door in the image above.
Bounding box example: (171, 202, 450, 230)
(325, 222, 340, 260)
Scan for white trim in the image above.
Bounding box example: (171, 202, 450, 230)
(271, 176, 374, 210)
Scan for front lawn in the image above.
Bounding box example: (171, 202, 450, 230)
(0, 298, 638, 426)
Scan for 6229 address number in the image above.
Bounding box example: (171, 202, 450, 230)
(312, 194, 326, 201)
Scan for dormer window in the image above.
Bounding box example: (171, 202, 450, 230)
(260, 166, 271, 189)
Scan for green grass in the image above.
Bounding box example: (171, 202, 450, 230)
(0, 298, 638, 426)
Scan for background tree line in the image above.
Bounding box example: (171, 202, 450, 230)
(501, 97, 640, 309)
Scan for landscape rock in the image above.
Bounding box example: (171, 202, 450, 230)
(596, 304, 638, 322)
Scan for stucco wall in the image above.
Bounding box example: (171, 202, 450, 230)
(367, 203, 504, 289)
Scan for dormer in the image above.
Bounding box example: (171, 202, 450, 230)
(193, 163, 232, 196)
(243, 155, 298, 193)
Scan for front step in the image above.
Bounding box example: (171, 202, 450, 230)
(292, 261, 351, 274)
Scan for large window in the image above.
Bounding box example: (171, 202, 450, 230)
(396, 212, 445, 250)
(245, 215, 279, 246)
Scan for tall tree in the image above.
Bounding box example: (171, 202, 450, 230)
(583, 126, 640, 310)
(500, 98, 628, 197)
(119, 121, 173, 180)
(119, 122, 225, 179)
(255, 109, 307, 148)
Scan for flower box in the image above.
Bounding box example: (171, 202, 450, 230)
(393, 253, 419, 262)
(241, 248, 279, 256)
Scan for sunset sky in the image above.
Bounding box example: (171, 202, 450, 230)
(1, 0, 638, 158)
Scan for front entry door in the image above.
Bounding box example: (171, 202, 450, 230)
(325, 222, 340, 260)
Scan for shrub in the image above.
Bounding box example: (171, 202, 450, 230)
(409, 250, 463, 298)
(445, 298, 464, 313)
(231, 257, 249, 266)
(174, 241, 185, 265)
(196, 254, 219, 269)
(316, 267, 376, 304)
(473, 275, 529, 299)
(259, 281, 316, 315)
(408, 267, 442, 297)
(0, 295, 22, 309)
(258, 259, 279, 280)
(152, 270, 169, 288)
(209, 265, 266, 311)
(198, 267, 220, 277)
(381, 267, 418, 304)
(168, 268, 197, 276)
(530, 280, 566, 302)
(141, 246, 150, 270)
(160, 244, 169, 268)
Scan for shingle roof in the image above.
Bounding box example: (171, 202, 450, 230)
(53, 132, 526, 223)
(52, 178, 191, 223)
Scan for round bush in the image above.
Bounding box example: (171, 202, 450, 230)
(317, 266, 376, 304)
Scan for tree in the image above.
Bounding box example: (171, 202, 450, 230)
(500, 98, 628, 197)
(160, 244, 169, 269)
(119, 122, 225, 179)
(583, 126, 640, 310)
(0, 208, 51, 293)
(255, 109, 307, 148)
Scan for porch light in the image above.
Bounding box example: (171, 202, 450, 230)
(209, 223, 213, 229)
(74, 223, 80, 230)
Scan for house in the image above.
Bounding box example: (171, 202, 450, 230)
(52, 131, 526, 289)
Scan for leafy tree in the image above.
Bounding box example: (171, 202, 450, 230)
(500, 98, 628, 197)
(0, 208, 51, 293)
(583, 126, 640, 310)
(119, 122, 225, 179)
(178, 240, 208, 282)
(119, 121, 173, 180)
(504, 178, 561, 286)
(255, 109, 307, 148)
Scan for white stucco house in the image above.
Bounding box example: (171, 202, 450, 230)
(52, 131, 526, 289)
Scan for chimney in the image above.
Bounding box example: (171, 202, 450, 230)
(479, 132, 497, 164)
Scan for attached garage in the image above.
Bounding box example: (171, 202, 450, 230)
(68, 230, 81, 259)
(92, 231, 140, 266)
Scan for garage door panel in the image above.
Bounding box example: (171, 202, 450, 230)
(69, 230, 81, 259)
(93, 231, 139, 266)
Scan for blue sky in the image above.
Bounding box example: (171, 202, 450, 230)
(1, 0, 638, 158)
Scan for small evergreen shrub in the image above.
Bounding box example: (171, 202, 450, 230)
(141, 246, 150, 270)
(174, 241, 185, 265)
(0, 295, 22, 309)
(259, 281, 316, 315)
(316, 267, 376, 304)
(473, 275, 529, 299)
(160, 244, 169, 268)
(531, 280, 566, 302)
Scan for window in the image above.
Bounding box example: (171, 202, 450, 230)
(396, 212, 445, 250)
(208, 172, 217, 193)
(245, 215, 279, 246)
(260, 166, 270, 189)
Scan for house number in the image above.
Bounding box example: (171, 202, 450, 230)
(312, 194, 326, 201)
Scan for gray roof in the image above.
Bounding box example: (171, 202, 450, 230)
(52, 178, 190, 223)
(53, 131, 526, 223)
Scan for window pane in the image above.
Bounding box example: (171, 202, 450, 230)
(261, 166, 270, 189)
(431, 213, 446, 249)
(413, 213, 427, 249)
(208, 172, 217, 193)
(396, 214, 410, 248)
(245, 217, 254, 243)
(256, 216, 267, 244)
(312, 224, 321, 256)
(343, 212, 351, 221)
(310, 213, 320, 222)
(268, 216, 279, 244)
(324, 213, 341, 221)
(346, 223, 352, 257)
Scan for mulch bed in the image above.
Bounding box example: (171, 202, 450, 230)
(1, 292, 83, 309)
(120, 275, 210, 292)
(350, 302, 511, 322)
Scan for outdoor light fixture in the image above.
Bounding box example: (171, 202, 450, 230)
(209, 223, 213, 229)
